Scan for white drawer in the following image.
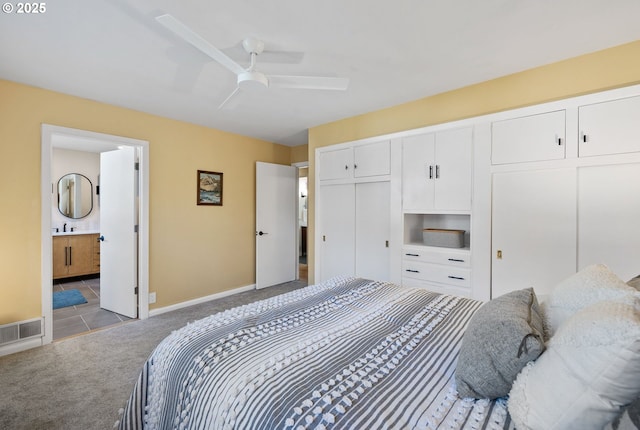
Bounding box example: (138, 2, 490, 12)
(402, 277, 471, 298)
(402, 260, 471, 288)
(402, 246, 471, 267)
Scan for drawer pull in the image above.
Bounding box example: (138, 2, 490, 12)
(448, 258, 465, 263)
(448, 275, 465, 280)
(405, 269, 420, 273)
(405, 253, 420, 257)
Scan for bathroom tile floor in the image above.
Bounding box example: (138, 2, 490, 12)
(53, 276, 134, 341)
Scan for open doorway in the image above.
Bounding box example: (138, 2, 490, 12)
(298, 167, 308, 282)
(41, 125, 150, 345)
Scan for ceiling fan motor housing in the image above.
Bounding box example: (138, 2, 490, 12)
(238, 70, 269, 89)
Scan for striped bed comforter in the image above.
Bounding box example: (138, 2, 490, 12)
(119, 277, 514, 430)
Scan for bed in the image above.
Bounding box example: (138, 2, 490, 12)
(118, 277, 513, 429)
(119, 269, 640, 430)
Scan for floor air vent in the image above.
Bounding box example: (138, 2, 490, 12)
(0, 318, 43, 346)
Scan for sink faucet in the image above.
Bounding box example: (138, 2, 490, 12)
(63, 223, 67, 232)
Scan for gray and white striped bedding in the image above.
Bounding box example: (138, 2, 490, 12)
(119, 277, 514, 430)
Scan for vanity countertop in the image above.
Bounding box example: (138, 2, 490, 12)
(52, 230, 100, 237)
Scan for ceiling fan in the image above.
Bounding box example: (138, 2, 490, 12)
(156, 14, 350, 109)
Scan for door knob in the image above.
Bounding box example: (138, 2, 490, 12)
(98, 235, 105, 241)
(257, 231, 268, 236)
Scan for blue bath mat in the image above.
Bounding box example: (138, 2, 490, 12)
(53, 289, 87, 309)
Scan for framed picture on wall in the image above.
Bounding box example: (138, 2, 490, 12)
(197, 170, 223, 206)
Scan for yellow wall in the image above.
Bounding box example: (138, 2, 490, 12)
(0, 79, 292, 324)
(307, 40, 640, 283)
(290, 144, 309, 164)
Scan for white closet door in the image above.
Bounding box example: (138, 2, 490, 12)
(318, 148, 353, 181)
(402, 133, 435, 212)
(319, 184, 355, 281)
(355, 181, 390, 281)
(579, 95, 640, 157)
(434, 127, 473, 210)
(491, 110, 566, 164)
(492, 168, 577, 299)
(578, 163, 640, 281)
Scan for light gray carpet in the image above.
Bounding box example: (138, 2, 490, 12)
(0, 280, 306, 430)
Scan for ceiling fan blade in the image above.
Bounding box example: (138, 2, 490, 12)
(268, 75, 349, 91)
(156, 14, 244, 76)
(218, 86, 242, 110)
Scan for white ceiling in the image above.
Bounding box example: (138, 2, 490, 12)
(2, 0, 640, 147)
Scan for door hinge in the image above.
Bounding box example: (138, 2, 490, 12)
(135, 162, 140, 171)
(134, 225, 139, 233)
(134, 287, 139, 294)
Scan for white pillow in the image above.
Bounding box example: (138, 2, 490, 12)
(544, 264, 637, 335)
(508, 298, 640, 430)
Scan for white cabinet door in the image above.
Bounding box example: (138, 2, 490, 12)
(402, 133, 435, 212)
(491, 168, 577, 299)
(579, 95, 640, 157)
(319, 184, 355, 281)
(318, 147, 353, 181)
(354, 140, 391, 178)
(402, 127, 472, 211)
(491, 110, 566, 164)
(319, 141, 390, 182)
(578, 163, 640, 281)
(434, 127, 472, 210)
(355, 181, 390, 281)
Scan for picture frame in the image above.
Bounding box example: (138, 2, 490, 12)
(197, 170, 223, 206)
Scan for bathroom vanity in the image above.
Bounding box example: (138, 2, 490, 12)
(52, 232, 100, 279)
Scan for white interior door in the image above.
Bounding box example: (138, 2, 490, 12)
(256, 162, 297, 289)
(100, 147, 137, 317)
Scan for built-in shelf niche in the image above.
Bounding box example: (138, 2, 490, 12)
(403, 213, 471, 249)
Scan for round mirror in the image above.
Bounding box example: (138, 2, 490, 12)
(58, 173, 93, 219)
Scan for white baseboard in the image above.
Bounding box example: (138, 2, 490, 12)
(148, 284, 256, 317)
(0, 337, 43, 357)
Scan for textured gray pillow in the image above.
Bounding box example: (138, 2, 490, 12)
(455, 288, 546, 399)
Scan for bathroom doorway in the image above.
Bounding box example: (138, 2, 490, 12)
(41, 125, 150, 345)
(296, 163, 308, 282)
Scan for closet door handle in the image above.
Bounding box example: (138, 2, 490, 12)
(429, 165, 433, 179)
(435, 165, 440, 179)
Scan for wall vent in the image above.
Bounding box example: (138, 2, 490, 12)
(0, 318, 43, 346)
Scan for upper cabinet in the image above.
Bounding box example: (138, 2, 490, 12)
(491, 110, 566, 164)
(402, 127, 472, 212)
(318, 140, 390, 181)
(578, 95, 640, 157)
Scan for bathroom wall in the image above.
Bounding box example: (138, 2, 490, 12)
(51, 148, 100, 233)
